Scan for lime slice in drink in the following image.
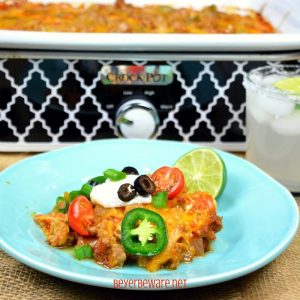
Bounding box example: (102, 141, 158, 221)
(273, 77, 300, 95)
(174, 148, 226, 198)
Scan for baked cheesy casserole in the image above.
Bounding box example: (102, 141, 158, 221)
(0, 0, 275, 33)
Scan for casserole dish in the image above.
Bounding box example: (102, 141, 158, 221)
(0, 0, 299, 52)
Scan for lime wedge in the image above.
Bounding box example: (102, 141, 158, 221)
(174, 148, 226, 198)
(273, 77, 300, 95)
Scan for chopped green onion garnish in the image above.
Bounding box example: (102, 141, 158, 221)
(56, 196, 65, 202)
(152, 191, 168, 208)
(103, 169, 126, 182)
(80, 183, 93, 198)
(74, 244, 93, 260)
(53, 196, 68, 213)
(88, 175, 107, 185)
(69, 190, 82, 202)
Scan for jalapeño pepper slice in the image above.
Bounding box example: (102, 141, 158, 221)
(121, 208, 168, 256)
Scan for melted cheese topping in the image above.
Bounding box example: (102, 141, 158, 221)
(0, 1, 275, 33)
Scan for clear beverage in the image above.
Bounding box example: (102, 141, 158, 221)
(244, 65, 300, 192)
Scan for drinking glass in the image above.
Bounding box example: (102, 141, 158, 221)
(244, 65, 300, 192)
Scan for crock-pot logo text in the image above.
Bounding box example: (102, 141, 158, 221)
(107, 73, 167, 84)
(101, 65, 173, 86)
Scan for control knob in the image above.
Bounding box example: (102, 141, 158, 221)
(115, 98, 159, 139)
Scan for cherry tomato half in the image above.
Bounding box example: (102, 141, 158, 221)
(68, 195, 94, 236)
(151, 166, 185, 199)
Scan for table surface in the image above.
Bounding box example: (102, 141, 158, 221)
(0, 152, 299, 300)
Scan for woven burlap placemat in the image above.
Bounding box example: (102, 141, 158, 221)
(0, 154, 299, 299)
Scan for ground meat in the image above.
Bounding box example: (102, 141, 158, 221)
(34, 212, 74, 247)
(93, 239, 126, 269)
(90, 205, 126, 268)
(76, 235, 97, 247)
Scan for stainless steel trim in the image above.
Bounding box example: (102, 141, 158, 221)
(0, 50, 300, 61)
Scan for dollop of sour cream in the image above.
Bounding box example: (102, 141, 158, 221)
(90, 175, 152, 208)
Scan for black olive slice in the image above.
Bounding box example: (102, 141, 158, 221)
(122, 166, 139, 175)
(134, 175, 156, 196)
(118, 183, 136, 202)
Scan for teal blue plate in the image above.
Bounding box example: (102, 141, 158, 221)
(0, 139, 298, 290)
